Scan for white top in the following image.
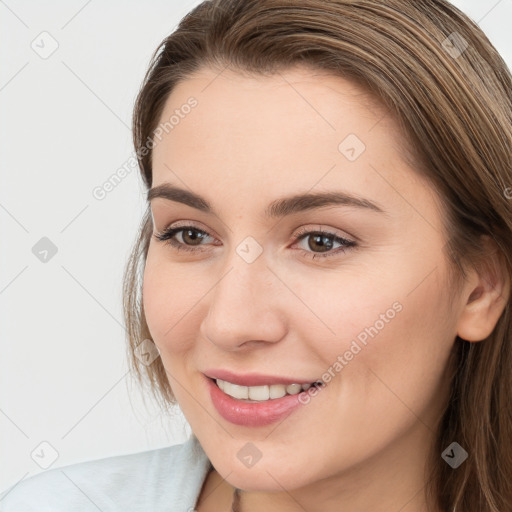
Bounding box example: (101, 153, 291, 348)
(0, 434, 213, 511)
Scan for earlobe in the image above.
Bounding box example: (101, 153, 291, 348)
(456, 236, 510, 342)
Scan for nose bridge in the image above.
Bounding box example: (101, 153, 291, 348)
(200, 241, 287, 348)
(215, 232, 274, 304)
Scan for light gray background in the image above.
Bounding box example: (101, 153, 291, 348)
(1, 0, 511, 494)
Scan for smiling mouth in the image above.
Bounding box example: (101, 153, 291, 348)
(212, 377, 323, 402)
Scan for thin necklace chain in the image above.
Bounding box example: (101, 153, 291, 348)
(231, 487, 241, 512)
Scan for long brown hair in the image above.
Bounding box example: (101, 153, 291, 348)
(123, 1, 512, 510)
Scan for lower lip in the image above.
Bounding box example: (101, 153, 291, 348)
(205, 376, 310, 427)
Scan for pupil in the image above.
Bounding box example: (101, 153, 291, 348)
(309, 234, 333, 252)
(184, 229, 203, 245)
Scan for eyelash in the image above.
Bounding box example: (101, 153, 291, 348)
(154, 223, 356, 260)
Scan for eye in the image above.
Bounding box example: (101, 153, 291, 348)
(292, 227, 356, 260)
(153, 224, 215, 253)
(153, 223, 357, 260)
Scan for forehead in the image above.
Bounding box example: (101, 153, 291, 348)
(149, 65, 442, 230)
(156, 65, 390, 137)
(153, 66, 400, 171)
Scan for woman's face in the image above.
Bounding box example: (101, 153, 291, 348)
(143, 65, 464, 504)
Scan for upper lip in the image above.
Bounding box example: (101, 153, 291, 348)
(204, 369, 320, 387)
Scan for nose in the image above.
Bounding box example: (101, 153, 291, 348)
(199, 252, 288, 351)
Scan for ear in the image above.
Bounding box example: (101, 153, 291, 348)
(456, 235, 510, 342)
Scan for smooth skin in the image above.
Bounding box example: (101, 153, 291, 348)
(142, 65, 509, 512)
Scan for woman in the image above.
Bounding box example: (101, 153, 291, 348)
(2, 1, 510, 511)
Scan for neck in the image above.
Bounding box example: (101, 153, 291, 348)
(198, 417, 446, 512)
(223, 426, 441, 512)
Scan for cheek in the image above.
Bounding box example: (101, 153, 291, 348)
(279, 265, 403, 355)
(292, 255, 455, 396)
(142, 251, 211, 352)
(331, 271, 455, 423)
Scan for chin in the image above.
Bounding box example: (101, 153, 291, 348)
(227, 472, 301, 493)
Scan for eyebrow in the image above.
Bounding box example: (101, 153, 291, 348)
(147, 183, 386, 217)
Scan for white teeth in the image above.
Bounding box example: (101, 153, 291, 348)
(248, 385, 268, 401)
(216, 379, 317, 401)
(269, 384, 287, 399)
(286, 383, 302, 395)
(229, 383, 249, 399)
